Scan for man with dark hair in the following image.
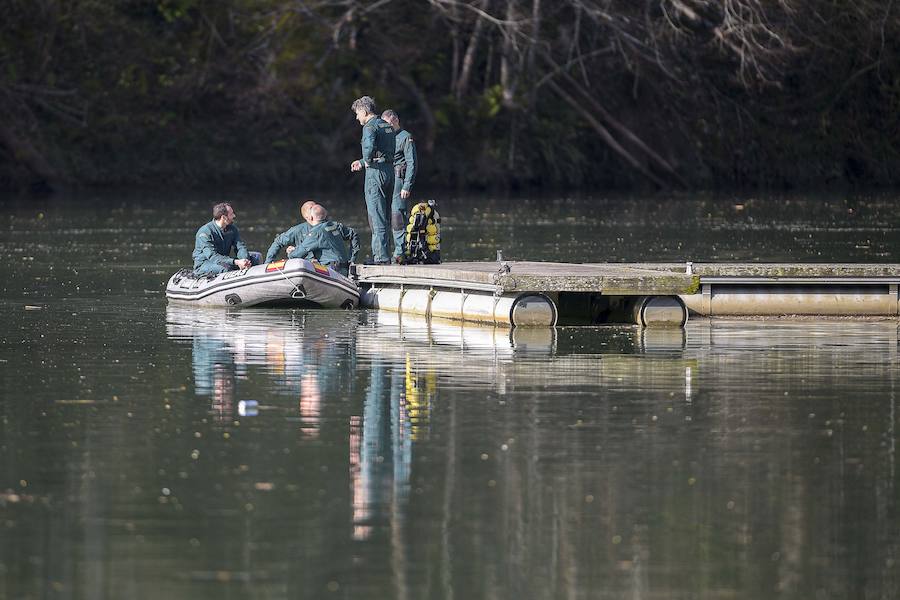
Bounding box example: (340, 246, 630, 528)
(287, 204, 359, 276)
(381, 109, 417, 262)
(192, 202, 259, 276)
(349, 95, 396, 265)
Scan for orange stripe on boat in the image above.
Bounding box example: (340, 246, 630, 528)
(313, 263, 330, 276)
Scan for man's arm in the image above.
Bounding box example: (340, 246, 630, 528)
(232, 226, 249, 260)
(402, 135, 417, 193)
(359, 123, 376, 166)
(265, 229, 294, 263)
(340, 224, 360, 263)
(286, 234, 320, 260)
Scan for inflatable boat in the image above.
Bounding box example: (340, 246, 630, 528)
(165, 258, 360, 308)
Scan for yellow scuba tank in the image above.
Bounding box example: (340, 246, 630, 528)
(405, 199, 441, 264)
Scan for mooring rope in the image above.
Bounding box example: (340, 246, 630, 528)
(270, 260, 305, 298)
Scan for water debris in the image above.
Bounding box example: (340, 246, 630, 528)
(24, 305, 42, 310)
(54, 399, 100, 405)
(187, 571, 253, 583)
(238, 400, 259, 416)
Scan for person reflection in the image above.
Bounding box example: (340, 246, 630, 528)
(211, 364, 235, 423)
(295, 333, 349, 438)
(351, 355, 430, 541)
(169, 306, 362, 440)
(299, 371, 321, 438)
(192, 332, 239, 424)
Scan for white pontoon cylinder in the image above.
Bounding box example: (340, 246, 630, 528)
(632, 296, 688, 327)
(507, 293, 558, 327)
(362, 286, 558, 327)
(680, 285, 898, 316)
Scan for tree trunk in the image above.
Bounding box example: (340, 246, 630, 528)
(499, 0, 518, 108)
(394, 73, 437, 154)
(456, 1, 488, 100)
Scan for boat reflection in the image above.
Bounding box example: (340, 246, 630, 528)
(165, 305, 356, 434)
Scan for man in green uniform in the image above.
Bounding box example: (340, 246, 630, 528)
(349, 96, 396, 265)
(381, 109, 417, 263)
(192, 202, 258, 276)
(265, 200, 359, 266)
(287, 205, 359, 276)
(264, 199, 317, 263)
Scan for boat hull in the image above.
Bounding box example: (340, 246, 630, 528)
(165, 259, 360, 308)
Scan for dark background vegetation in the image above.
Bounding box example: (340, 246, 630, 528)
(2, 0, 899, 193)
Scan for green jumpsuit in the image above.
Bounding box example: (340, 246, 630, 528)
(268, 222, 359, 265)
(286, 220, 359, 276)
(391, 128, 417, 259)
(192, 220, 253, 276)
(358, 116, 396, 264)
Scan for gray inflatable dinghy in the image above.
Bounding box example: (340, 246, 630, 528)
(165, 258, 359, 308)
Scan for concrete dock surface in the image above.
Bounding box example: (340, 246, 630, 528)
(355, 261, 900, 293)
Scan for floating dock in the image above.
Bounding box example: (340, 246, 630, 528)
(354, 262, 900, 327)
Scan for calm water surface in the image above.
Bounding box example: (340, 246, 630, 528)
(1, 191, 899, 599)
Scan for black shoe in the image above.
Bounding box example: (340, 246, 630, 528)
(393, 255, 407, 265)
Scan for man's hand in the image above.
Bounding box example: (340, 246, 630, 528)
(400, 189, 411, 199)
(350, 160, 363, 172)
(235, 258, 251, 270)
(286, 245, 296, 255)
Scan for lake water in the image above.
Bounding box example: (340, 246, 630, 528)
(1, 190, 899, 599)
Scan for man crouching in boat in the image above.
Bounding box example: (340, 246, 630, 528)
(284, 205, 359, 277)
(264, 199, 318, 263)
(192, 202, 260, 276)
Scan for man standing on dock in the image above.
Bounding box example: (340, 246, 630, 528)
(192, 202, 259, 275)
(349, 96, 396, 265)
(381, 109, 417, 263)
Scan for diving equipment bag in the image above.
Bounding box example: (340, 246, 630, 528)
(405, 200, 441, 264)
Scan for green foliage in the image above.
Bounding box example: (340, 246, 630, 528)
(2, 0, 900, 191)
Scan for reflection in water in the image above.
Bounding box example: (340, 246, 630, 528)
(351, 358, 410, 541)
(346, 316, 900, 600)
(6, 193, 900, 599)
(5, 303, 895, 599)
(166, 305, 337, 434)
(78, 308, 894, 600)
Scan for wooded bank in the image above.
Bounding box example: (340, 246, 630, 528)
(2, 0, 899, 192)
